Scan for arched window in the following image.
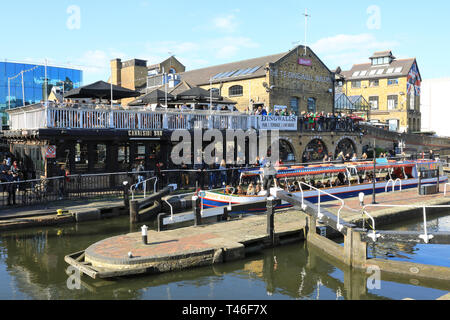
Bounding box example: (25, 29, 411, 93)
(279, 140, 296, 163)
(229, 85, 243, 97)
(335, 139, 357, 159)
(307, 97, 316, 113)
(302, 139, 328, 163)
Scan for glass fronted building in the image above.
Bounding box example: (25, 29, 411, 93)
(0, 61, 83, 127)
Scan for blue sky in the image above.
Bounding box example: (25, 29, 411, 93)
(1, 0, 449, 84)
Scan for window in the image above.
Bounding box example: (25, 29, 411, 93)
(387, 95, 398, 110)
(409, 92, 415, 110)
(369, 70, 377, 76)
(388, 119, 399, 132)
(386, 68, 394, 74)
(369, 80, 379, 87)
(369, 96, 379, 110)
(94, 144, 107, 170)
(307, 97, 316, 113)
(290, 97, 299, 114)
(359, 70, 367, 77)
(376, 69, 385, 75)
(352, 71, 360, 77)
(388, 78, 399, 86)
(229, 85, 243, 97)
(209, 88, 220, 96)
(394, 67, 403, 73)
(351, 81, 361, 88)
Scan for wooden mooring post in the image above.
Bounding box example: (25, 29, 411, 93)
(266, 197, 281, 246)
(193, 196, 202, 227)
(130, 200, 139, 224)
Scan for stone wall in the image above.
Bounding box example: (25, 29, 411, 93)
(270, 49, 334, 115)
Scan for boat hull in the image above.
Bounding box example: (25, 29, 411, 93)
(200, 177, 448, 214)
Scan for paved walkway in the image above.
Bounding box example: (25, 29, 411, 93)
(83, 210, 307, 272)
(0, 197, 126, 221)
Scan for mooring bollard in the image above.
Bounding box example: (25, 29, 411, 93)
(123, 181, 130, 208)
(192, 195, 202, 226)
(267, 197, 275, 246)
(142, 225, 148, 245)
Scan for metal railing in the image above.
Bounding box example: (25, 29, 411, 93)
(7, 103, 281, 132)
(0, 170, 154, 209)
(296, 182, 346, 232)
(385, 178, 402, 193)
(362, 204, 450, 243)
(130, 176, 158, 200)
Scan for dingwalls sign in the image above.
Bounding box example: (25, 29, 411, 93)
(259, 115, 298, 131)
(298, 58, 312, 66)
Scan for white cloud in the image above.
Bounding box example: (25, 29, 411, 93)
(310, 33, 399, 69)
(208, 37, 259, 60)
(67, 49, 127, 83)
(213, 14, 238, 33)
(143, 36, 260, 67)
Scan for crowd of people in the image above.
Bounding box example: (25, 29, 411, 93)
(251, 106, 362, 132)
(298, 111, 361, 132)
(0, 157, 23, 205)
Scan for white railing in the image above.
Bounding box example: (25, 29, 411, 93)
(7, 103, 296, 132)
(165, 191, 197, 221)
(130, 177, 158, 201)
(385, 178, 403, 193)
(296, 182, 346, 233)
(362, 204, 450, 243)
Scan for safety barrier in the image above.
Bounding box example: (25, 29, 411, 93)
(385, 178, 403, 193)
(297, 182, 346, 232)
(362, 203, 450, 244)
(130, 177, 158, 200)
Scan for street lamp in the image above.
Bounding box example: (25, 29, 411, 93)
(372, 139, 377, 204)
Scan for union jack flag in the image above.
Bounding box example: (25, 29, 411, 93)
(407, 63, 421, 96)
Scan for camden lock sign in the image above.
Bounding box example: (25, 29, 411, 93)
(258, 115, 298, 131)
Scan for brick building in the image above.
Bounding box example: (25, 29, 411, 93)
(339, 51, 422, 133)
(110, 45, 335, 114)
(179, 45, 335, 114)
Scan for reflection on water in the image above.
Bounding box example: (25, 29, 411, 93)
(0, 215, 449, 300)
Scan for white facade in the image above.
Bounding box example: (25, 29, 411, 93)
(421, 78, 450, 137)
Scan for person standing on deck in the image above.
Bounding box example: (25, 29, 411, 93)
(262, 161, 277, 197)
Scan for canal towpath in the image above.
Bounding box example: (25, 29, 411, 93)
(0, 197, 127, 231)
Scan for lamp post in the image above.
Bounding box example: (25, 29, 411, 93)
(372, 139, 377, 204)
(210, 77, 212, 112)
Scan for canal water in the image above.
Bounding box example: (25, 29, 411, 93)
(0, 213, 449, 300)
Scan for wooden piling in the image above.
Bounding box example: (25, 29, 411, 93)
(130, 200, 139, 224)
